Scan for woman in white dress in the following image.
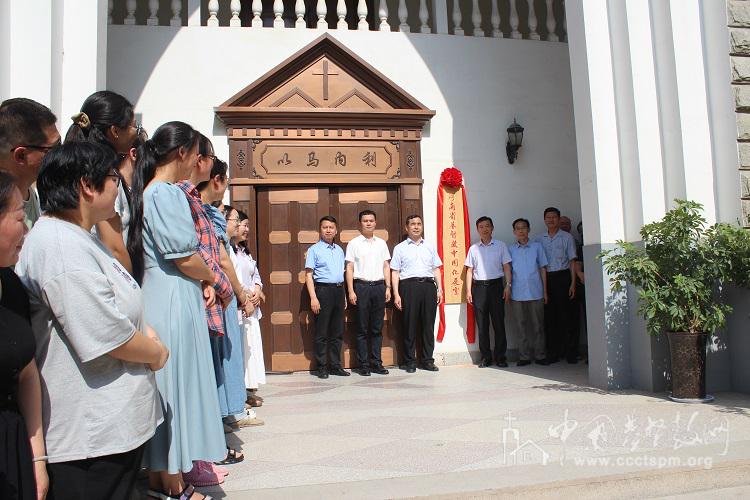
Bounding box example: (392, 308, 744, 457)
(225, 208, 266, 395)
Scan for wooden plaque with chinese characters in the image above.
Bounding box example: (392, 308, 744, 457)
(217, 34, 435, 372)
(440, 187, 468, 303)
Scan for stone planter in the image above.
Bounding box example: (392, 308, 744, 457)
(666, 331, 714, 403)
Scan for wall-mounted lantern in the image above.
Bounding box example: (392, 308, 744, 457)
(506, 118, 524, 164)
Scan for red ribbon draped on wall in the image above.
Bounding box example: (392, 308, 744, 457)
(436, 167, 475, 343)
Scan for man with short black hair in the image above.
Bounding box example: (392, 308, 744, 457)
(305, 215, 349, 379)
(464, 216, 512, 368)
(0, 98, 60, 228)
(345, 209, 391, 376)
(391, 215, 443, 373)
(534, 207, 578, 364)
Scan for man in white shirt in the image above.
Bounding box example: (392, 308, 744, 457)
(464, 216, 512, 368)
(345, 210, 391, 376)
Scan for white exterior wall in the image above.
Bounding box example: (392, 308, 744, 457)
(567, 0, 743, 391)
(107, 27, 579, 362)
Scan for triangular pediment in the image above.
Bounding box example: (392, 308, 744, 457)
(216, 34, 434, 128)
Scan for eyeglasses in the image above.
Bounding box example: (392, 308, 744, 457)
(199, 153, 217, 162)
(10, 138, 62, 154)
(226, 217, 239, 222)
(105, 170, 122, 187)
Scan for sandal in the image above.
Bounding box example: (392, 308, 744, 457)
(147, 484, 214, 500)
(214, 446, 244, 465)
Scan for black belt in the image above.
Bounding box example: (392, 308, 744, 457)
(314, 282, 344, 287)
(473, 278, 502, 286)
(354, 279, 385, 286)
(548, 269, 570, 275)
(401, 277, 434, 283)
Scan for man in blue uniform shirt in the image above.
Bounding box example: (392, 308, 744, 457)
(305, 215, 349, 379)
(391, 215, 443, 373)
(534, 207, 578, 364)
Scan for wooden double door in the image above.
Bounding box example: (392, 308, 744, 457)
(256, 185, 404, 372)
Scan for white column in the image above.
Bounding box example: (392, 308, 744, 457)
(317, 0, 328, 29)
(566, 0, 630, 390)
(490, 0, 501, 38)
(52, 0, 109, 127)
(252, 0, 263, 27)
(124, 0, 136, 24)
(509, 0, 521, 39)
(527, 0, 539, 40)
(668, 0, 716, 223)
(147, 0, 159, 26)
(546, 0, 558, 41)
(172, 0, 184, 26)
(187, 0, 202, 26)
(398, 0, 409, 32)
(433, 0, 449, 34)
(296, 0, 307, 28)
(358, 0, 369, 30)
(379, 0, 390, 31)
(419, 0, 430, 33)
(207, 0, 219, 26)
(471, 0, 482, 36)
(452, 0, 463, 36)
(337, 0, 347, 29)
(275, 0, 285, 28)
(1, 0, 54, 105)
(230, 0, 242, 26)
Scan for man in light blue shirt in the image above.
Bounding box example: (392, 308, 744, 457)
(391, 214, 442, 373)
(305, 215, 348, 378)
(534, 207, 578, 364)
(464, 216, 512, 368)
(509, 218, 549, 366)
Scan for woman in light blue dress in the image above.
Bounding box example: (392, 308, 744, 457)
(128, 121, 224, 500)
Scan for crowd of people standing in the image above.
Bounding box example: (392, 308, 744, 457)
(0, 91, 586, 500)
(0, 93, 266, 500)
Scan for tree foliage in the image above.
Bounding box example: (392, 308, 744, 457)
(599, 200, 750, 336)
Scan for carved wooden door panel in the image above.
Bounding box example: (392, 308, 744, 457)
(257, 187, 331, 372)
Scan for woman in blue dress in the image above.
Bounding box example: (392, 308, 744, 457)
(128, 121, 224, 500)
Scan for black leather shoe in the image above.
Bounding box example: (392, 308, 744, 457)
(536, 358, 551, 366)
(371, 366, 389, 375)
(517, 360, 531, 367)
(478, 359, 491, 368)
(358, 368, 371, 376)
(496, 361, 509, 368)
(405, 366, 416, 373)
(329, 367, 350, 376)
(316, 369, 329, 379)
(421, 363, 439, 372)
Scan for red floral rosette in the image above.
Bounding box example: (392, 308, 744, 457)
(440, 167, 463, 188)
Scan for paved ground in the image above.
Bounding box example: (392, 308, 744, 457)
(194, 363, 750, 499)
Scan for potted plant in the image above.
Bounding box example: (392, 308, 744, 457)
(599, 200, 750, 402)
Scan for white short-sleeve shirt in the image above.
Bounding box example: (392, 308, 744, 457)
(345, 234, 391, 281)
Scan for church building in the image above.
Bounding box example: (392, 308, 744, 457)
(3, 0, 747, 393)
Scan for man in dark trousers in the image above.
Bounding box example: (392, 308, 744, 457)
(534, 207, 578, 364)
(305, 215, 349, 379)
(391, 215, 443, 373)
(464, 216, 512, 368)
(345, 210, 391, 376)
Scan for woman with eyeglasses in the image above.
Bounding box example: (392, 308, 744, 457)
(231, 210, 267, 399)
(65, 90, 144, 274)
(15, 142, 167, 500)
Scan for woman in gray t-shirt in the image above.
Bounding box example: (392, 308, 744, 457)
(16, 142, 168, 500)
